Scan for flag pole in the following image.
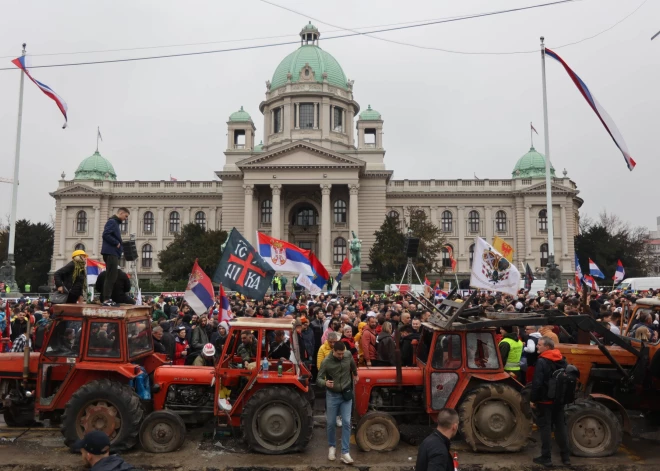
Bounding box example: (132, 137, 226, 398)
(530, 121, 533, 148)
(96, 126, 100, 152)
(3, 43, 27, 294)
(540, 37, 557, 290)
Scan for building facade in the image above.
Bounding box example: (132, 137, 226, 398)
(50, 24, 583, 284)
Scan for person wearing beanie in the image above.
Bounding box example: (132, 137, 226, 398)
(54, 250, 89, 303)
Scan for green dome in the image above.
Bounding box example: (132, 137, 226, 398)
(74, 151, 117, 181)
(254, 140, 264, 152)
(229, 106, 252, 122)
(301, 21, 318, 33)
(359, 105, 381, 121)
(271, 45, 347, 91)
(512, 147, 555, 179)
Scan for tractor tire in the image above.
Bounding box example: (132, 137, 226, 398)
(566, 399, 622, 458)
(61, 379, 144, 452)
(458, 383, 532, 452)
(139, 410, 186, 453)
(241, 386, 313, 454)
(356, 411, 400, 452)
(3, 404, 35, 427)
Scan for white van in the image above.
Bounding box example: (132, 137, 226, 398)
(519, 279, 549, 293)
(616, 277, 660, 292)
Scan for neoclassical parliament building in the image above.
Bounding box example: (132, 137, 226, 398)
(50, 24, 582, 284)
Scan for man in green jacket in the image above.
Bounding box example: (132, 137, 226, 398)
(317, 341, 358, 465)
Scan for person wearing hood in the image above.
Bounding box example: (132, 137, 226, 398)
(376, 321, 396, 366)
(159, 321, 176, 359)
(54, 250, 89, 303)
(523, 326, 543, 384)
(211, 321, 229, 356)
(530, 336, 571, 467)
(498, 326, 523, 382)
(400, 324, 420, 367)
(74, 430, 135, 471)
(100, 208, 130, 307)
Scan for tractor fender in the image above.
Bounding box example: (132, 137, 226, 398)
(588, 393, 632, 434)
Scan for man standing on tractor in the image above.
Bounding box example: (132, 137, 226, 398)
(530, 336, 571, 468)
(101, 208, 130, 307)
(499, 326, 523, 382)
(317, 340, 358, 465)
(415, 408, 459, 471)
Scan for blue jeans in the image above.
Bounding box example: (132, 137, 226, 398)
(326, 390, 352, 455)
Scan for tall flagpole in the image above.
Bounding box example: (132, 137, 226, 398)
(1, 43, 26, 294)
(540, 37, 557, 290)
(530, 122, 533, 148)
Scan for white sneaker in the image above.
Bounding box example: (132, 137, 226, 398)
(336, 416, 342, 427)
(341, 453, 354, 464)
(328, 446, 336, 461)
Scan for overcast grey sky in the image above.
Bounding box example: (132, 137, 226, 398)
(0, 0, 657, 231)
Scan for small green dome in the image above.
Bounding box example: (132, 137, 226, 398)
(512, 147, 555, 179)
(229, 106, 252, 122)
(359, 105, 381, 121)
(74, 151, 117, 181)
(254, 140, 264, 152)
(271, 40, 347, 91)
(301, 21, 318, 33)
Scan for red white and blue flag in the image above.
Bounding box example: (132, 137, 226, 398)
(613, 260, 625, 283)
(588, 258, 605, 279)
(583, 274, 599, 291)
(218, 284, 232, 321)
(331, 257, 353, 292)
(424, 277, 431, 287)
(574, 253, 582, 289)
(545, 48, 636, 171)
(184, 259, 215, 315)
(567, 279, 575, 291)
(86, 259, 106, 285)
(12, 56, 68, 128)
(257, 231, 314, 276)
(308, 251, 330, 291)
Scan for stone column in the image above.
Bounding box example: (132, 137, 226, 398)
(457, 206, 466, 259)
(183, 207, 191, 226)
(131, 207, 139, 236)
(349, 184, 359, 237)
(330, 106, 334, 130)
(93, 206, 101, 256)
(294, 103, 299, 129)
(320, 184, 332, 266)
(60, 205, 67, 256)
(524, 205, 532, 257)
(209, 207, 217, 232)
(271, 184, 282, 239)
(156, 207, 164, 252)
(430, 206, 438, 228)
(244, 185, 254, 245)
(485, 206, 493, 241)
(314, 103, 319, 129)
(560, 204, 569, 257)
(342, 109, 346, 133)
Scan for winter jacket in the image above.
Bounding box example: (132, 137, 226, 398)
(90, 455, 135, 471)
(317, 350, 357, 394)
(539, 326, 559, 345)
(310, 318, 324, 351)
(524, 332, 542, 367)
(341, 335, 358, 364)
(160, 331, 176, 359)
(360, 325, 378, 363)
(317, 340, 333, 369)
(101, 215, 123, 257)
(152, 337, 166, 354)
(377, 332, 396, 365)
(190, 324, 209, 353)
(54, 261, 86, 298)
(210, 332, 228, 354)
(530, 348, 567, 404)
(94, 270, 132, 302)
(300, 328, 314, 359)
(174, 338, 189, 365)
(401, 331, 420, 366)
(269, 339, 291, 360)
(415, 429, 453, 471)
(237, 340, 258, 363)
(152, 309, 168, 323)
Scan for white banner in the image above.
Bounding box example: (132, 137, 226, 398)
(469, 237, 521, 296)
(296, 273, 322, 295)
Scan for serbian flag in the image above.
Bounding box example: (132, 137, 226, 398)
(86, 259, 106, 285)
(583, 274, 599, 291)
(12, 56, 68, 128)
(184, 259, 215, 315)
(588, 258, 605, 279)
(332, 257, 353, 292)
(613, 260, 625, 283)
(574, 253, 583, 289)
(445, 245, 457, 272)
(545, 48, 636, 171)
(308, 252, 330, 291)
(567, 279, 575, 291)
(257, 231, 314, 276)
(218, 284, 232, 321)
(424, 277, 431, 287)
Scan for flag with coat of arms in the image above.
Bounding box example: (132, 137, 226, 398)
(469, 237, 521, 296)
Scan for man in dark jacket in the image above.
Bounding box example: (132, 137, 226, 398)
(74, 430, 135, 470)
(95, 270, 135, 305)
(399, 325, 420, 367)
(530, 336, 571, 467)
(101, 208, 129, 307)
(159, 321, 176, 359)
(190, 315, 210, 353)
(415, 408, 459, 471)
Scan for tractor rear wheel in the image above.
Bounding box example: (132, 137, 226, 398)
(241, 386, 313, 454)
(61, 379, 144, 452)
(356, 411, 400, 452)
(139, 410, 186, 453)
(566, 400, 622, 457)
(458, 383, 532, 452)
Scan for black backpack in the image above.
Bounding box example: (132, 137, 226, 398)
(547, 364, 580, 405)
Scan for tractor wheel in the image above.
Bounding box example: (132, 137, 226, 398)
(61, 379, 144, 452)
(356, 411, 400, 452)
(3, 404, 35, 427)
(139, 410, 186, 453)
(241, 386, 313, 454)
(566, 400, 622, 457)
(458, 383, 532, 452)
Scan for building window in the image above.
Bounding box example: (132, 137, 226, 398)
(76, 211, 87, 233)
(195, 211, 206, 230)
(495, 210, 507, 233)
(120, 218, 128, 235)
(469, 244, 475, 267)
(333, 200, 347, 223)
(468, 210, 480, 233)
(538, 209, 548, 231)
(142, 244, 153, 268)
(388, 210, 399, 219)
(261, 200, 272, 224)
(299, 103, 314, 129)
(540, 243, 549, 267)
(169, 211, 180, 233)
(441, 210, 453, 232)
(143, 211, 154, 234)
(273, 107, 282, 133)
(74, 243, 85, 251)
(333, 237, 347, 264)
(333, 106, 343, 132)
(442, 245, 453, 268)
(293, 207, 318, 226)
(298, 241, 313, 251)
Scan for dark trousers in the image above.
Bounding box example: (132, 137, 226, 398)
(536, 403, 570, 461)
(102, 254, 119, 301)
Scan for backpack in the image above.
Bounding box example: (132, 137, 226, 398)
(547, 363, 580, 405)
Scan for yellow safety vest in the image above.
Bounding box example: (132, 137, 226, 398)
(500, 337, 523, 371)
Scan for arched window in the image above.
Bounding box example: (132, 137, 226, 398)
(469, 243, 475, 267)
(495, 210, 507, 233)
(76, 211, 87, 233)
(261, 200, 272, 224)
(333, 237, 347, 265)
(388, 210, 399, 219)
(195, 211, 206, 230)
(538, 209, 548, 231)
(142, 244, 153, 268)
(169, 211, 180, 233)
(143, 211, 154, 234)
(119, 218, 128, 235)
(334, 200, 347, 223)
(441, 210, 453, 232)
(74, 243, 85, 251)
(540, 243, 549, 267)
(293, 206, 318, 226)
(468, 210, 480, 233)
(442, 245, 453, 268)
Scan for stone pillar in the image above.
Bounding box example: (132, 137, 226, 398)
(430, 206, 438, 228)
(485, 206, 493, 241)
(330, 106, 334, 130)
(209, 207, 217, 232)
(320, 184, 332, 266)
(60, 205, 67, 256)
(314, 103, 319, 129)
(560, 204, 569, 257)
(342, 109, 346, 133)
(131, 207, 139, 236)
(524, 205, 532, 257)
(271, 184, 282, 239)
(244, 185, 254, 245)
(349, 184, 359, 237)
(183, 207, 191, 226)
(93, 206, 100, 256)
(457, 206, 466, 259)
(294, 103, 299, 129)
(156, 207, 164, 252)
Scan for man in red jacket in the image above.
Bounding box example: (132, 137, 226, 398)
(360, 314, 378, 366)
